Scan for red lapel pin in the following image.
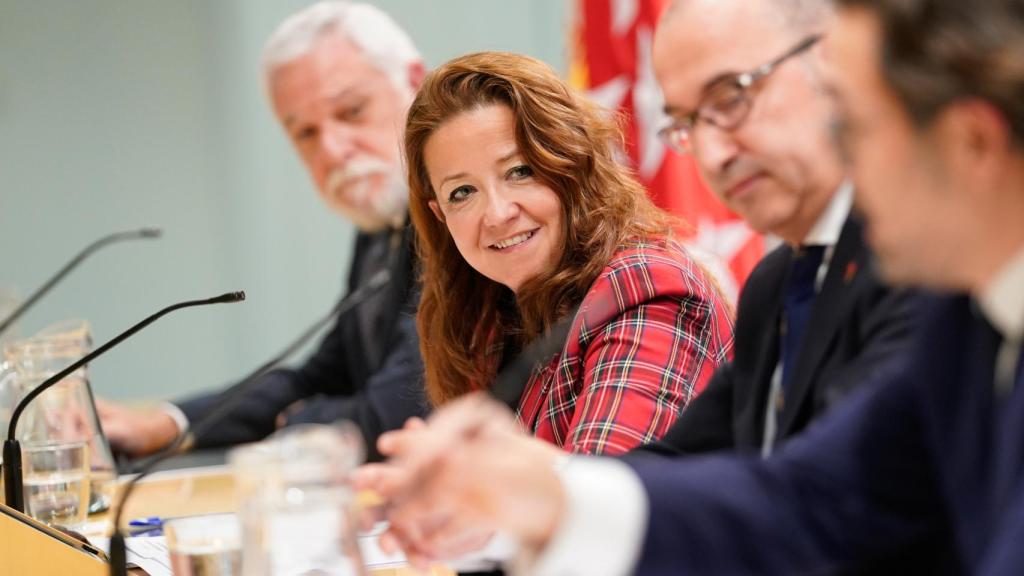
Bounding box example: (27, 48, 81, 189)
(844, 261, 859, 283)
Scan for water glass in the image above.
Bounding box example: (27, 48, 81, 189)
(22, 439, 91, 530)
(165, 513, 243, 576)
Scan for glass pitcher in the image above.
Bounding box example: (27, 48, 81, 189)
(229, 423, 368, 576)
(0, 320, 118, 514)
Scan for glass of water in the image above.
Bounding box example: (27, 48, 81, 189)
(165, 513, 243, 576)
(229, 423, 367, 576)
(22, 439, 91, 530)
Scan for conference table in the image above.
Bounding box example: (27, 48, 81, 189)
(90, 454, 453, 576)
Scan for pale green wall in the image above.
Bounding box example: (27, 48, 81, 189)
(0, 0, 569, 400)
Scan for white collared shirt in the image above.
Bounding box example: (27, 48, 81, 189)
(761, 181, 853, 455)
(978, 245, 1024, 395)
(804, 181, 853, 243)
(979, 245, 1024, 344)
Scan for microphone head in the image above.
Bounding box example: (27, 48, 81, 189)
(138, 227, 163, 238)
(209, 291, 246, 304)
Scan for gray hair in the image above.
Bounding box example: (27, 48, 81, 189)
(262, 1, 422, 91)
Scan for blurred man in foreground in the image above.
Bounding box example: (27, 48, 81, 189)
(99, 1, 428, 462)
(357, 0, 1024, 573)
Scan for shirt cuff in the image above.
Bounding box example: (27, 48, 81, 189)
(160, 402, 189, 436)
(516, 456, 649, 576)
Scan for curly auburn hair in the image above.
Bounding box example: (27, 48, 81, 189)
(406, 51, 673, 406)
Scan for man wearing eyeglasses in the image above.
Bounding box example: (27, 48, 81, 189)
(641, 0, 920, 462)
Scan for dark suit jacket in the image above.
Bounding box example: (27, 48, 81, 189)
(643, 213, 918, 455)
(175, 225, 427, 461)
(628, 294, 1023, 575)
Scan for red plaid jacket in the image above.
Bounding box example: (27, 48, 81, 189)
(516, 238, 733, 455)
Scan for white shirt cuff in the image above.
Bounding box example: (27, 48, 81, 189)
(159, 402, 189, 436)
(517, 456, 649, 576)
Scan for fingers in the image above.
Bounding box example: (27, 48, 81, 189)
(357, 507, 385, 533)
(376, 429, 459, 502)
(403, 416, 426, 430)
(378, 396, 520, 475)
(354, 486, 390, 532)
(352, 462, 416, 500)
(364, 394, 553, 563)
(385, 496, 495, 561)
(377, 422, 445, 459)
(376, 427, 421, 457)
(380, 515, 438, 568)
(386, 507, 458, 560)
(378, 526, 408, 555)
(351, 463, 386, 491)
(420, 524, 494, 560)
(427, 393, 511, 437)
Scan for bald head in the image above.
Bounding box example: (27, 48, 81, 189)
(653, 0, 842, 245)
(662, 0, 831, 33)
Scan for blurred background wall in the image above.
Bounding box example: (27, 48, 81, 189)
(0, 1, 569, 400)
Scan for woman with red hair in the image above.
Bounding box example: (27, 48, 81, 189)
(406, 51, 732, 455)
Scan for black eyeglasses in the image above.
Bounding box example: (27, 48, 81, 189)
(658, 34, 823, 154)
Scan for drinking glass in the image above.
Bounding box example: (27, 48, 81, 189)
(165, 513, 243, 576)
(229, 423, 367, 576)
(22, 439, 91, 530)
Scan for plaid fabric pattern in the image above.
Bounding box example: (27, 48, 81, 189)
(516, 238, 734, 455)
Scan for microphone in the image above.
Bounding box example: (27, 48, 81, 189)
(0, 228, 163, 338)
(2, 291, 245, 513)
(108, 268, 391, 576)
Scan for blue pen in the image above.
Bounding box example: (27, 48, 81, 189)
(128, 516, 164, 536)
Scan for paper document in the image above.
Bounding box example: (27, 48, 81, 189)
(89, 523, 407, 574)
(89, 536, 173, 576)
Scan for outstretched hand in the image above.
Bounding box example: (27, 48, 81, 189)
(352, 394, 566, 569)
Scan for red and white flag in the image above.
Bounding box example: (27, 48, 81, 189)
(570, 0, 764, 302)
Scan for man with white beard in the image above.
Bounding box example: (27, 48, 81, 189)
(98, 1, 428, 462)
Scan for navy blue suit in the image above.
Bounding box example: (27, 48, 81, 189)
(627, 294, 1024, 575)
(642, 214, 918, 455)
(176, 225, 428, 461)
